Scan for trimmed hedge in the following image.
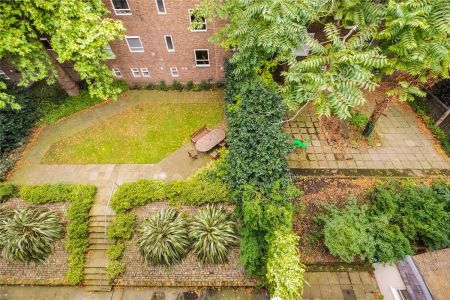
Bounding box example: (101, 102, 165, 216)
(0, 182, 15, 203)
(19, 183, 96, 284)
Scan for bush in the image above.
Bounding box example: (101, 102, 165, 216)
(215, 81, 225, 89)
(0, 182, 15, 203)
(348, 111, 369, 129)
(185, 81, 195, 90)
(266, 229, 306, 300)
(107, 213, 136, 240)
(199, 80, 212, 90)
(0, 208, 64, 263)
(156, 80, 169, 91)
(190, 205, 238, 264)
(146, 83, 156, 90)
(107, 242, 125, 261)
(105, 260, 125, 278)
(138, 208, 190, 266)
(20, 183, 96, 204)
(172, 80, 184, 91)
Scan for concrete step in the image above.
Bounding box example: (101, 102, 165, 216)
(84, 267, 106, 275)
(85, 285, 112, 292)
(89, 221, 111, 227)
(84, 273, 110, 280)
(90, 215, 115, 221)
(89, 226, 107, 234)
(88, 244, 110, 250)
(89, 232, 108, 239)
(89, 239, 114, 245)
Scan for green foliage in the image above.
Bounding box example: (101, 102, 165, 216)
(107, 243, 125, 261)
(0, 182, 15, 203)
(266, 229, 306, 300)
(105, 260, 126, 278)
(138, 208, 190, 266)
(107, 213, 136, 240)
(190, 205, 238, 264)
(156, 80, 169, 91)
(186, 81, 195, 90)
(172, 80, 184, 91)
(348, 111, 369, 129)
(19, 183, 96, 284)
(0, 208, 64, 263)
(199, 80, 212, 90)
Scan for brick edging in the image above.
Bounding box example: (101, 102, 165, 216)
(290, 168, 450, 177)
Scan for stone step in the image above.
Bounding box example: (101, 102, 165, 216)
(89, 232, 109, 239)
(84, 273, 110, 280)
(89, 226, 107, 233)
(85, 284, 112, 292)
(89, 238, 114, 245)
(84, 267, 107, 275)
(88, 244, 110, 250)
(90, 215, 115, 221)
(89, 221, 111, 227)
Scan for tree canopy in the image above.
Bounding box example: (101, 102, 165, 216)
(0, 0, 125, 109)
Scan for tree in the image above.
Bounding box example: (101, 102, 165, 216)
(0, 0, 125, 109)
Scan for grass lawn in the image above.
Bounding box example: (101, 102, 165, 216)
(41, 96, 224, 164)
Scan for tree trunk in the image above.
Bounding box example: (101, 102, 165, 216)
(48, 53, 80, 96)
(363, 96, 394, 137)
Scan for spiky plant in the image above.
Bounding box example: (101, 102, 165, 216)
(0, 207, 64, 263)
(190, 205, 238, 264)
(138, 208, 190, 266)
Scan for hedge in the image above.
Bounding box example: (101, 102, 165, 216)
(19, 183, 96, 284)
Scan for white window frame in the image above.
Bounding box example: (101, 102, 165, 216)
(131, 68, 141, 77)
(164, 35, 175, 52)
(110, 0, 132, 15)
(189, 9, 207, 32)
(125, 36, 144, 52)
(0, 69, 10, 80)
(194, 49, 210, 67)
(112, 68, 121, 78)
(155, 0, 166, 14)
(170, 67, 179, 77)
(141, 68, 150, 77)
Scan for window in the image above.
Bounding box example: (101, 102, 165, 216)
(189, 9, 207, 31)
(126, 36, 144, 52)
(194, 49, 210, 67)
(155, 0, 166, 14)
(0, 69, 10, 80)
(170, 67, 179, 77)
(40, 38, 53, 50)
(131, 68, 141, 77)
(111, 0, 131, 15)
(105, 45, 116, 59)
(112, 68, 121, 77)
(141, 68, 150, 77)
(164, 35, 174, 52)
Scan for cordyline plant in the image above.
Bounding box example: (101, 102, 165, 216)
(138, 208, 190, 266)
(0, 207, 64, 263)
(190, 205, 238, 264)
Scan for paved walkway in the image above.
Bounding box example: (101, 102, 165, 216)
(287, 86, 449, 171)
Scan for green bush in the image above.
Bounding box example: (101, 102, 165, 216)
(172, 80, 184, 91)
(138, 208, 190, 266)
(156, 80, 169, 91)
(199, 80, 212, 90)
(20, 183, 96, 284)
(107, 213, 136, 240)
(105, 260, 125, 278)
(266, 229, 306, 300)
(0, 208, 64, 263)
(0, 182, 15, 203)
(146, 83, 156, 90)
(348, 111, 369, 129)
(107, 242, 125, 261)
(185, 81, 195, 90)
(190, 205, 238, 264)
(215, 81, 225, 89)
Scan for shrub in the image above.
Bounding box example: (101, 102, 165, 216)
(0, 182, 15, 203)
(107, 242, 125, 261)
(156, 80, 169, 91)
(185, 80, 195, 90)
(266, 229, 305, 300)
(107, 213, 136, 240)
(20, 183, 96, 204)
(172, 80, 184, 91)
(138, 208, 190, 266)
(146, 83, 156, 90)
(0, 208, 64, 263)
(105, 260, 125, 278)
(215, 81, 225, 89)
(199, 80, 212, 90)
(348, 111, 369, 129)
(190, 205, 238, 264)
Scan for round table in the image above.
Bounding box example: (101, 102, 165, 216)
(195, 129, 226, 152)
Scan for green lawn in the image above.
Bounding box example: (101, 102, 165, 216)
(42, 101, 224, 164)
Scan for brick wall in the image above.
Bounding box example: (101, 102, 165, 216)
(104, 0, 228, 85)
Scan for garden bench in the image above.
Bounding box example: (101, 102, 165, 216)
(190, 125, 211, 144)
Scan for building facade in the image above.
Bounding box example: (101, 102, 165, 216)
(103, 0, 228, 85)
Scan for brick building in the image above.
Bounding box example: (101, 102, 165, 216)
(103, 0, 228, 85)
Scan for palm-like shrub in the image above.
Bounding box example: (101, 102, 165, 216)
(190, 205, 238, 264)
(138, 208, 190, 266)
(0, 208, 64, 263)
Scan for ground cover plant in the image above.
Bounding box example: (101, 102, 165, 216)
(320, 180, 450, 263)
(41, 91, 224, 164)
(0, 207, 64, 263)
(19, 183, 96, 284)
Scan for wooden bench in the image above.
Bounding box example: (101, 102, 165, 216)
(190, 125, 210, 144)
(188, 148, 198, 159)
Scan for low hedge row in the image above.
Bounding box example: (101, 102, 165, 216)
(19, 183, 96, 285)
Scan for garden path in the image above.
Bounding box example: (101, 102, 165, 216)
(287, 86, 449, 173)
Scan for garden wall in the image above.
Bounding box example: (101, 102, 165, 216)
(116, 201, 256, 287)
(0, 198, 69, 285)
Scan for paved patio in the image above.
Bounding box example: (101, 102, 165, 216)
(286, 87, 449, 171)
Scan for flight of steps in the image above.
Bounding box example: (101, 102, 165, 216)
(84, 215, 114, 292)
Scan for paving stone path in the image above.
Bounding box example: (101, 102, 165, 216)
(286, 92, 449, 171)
